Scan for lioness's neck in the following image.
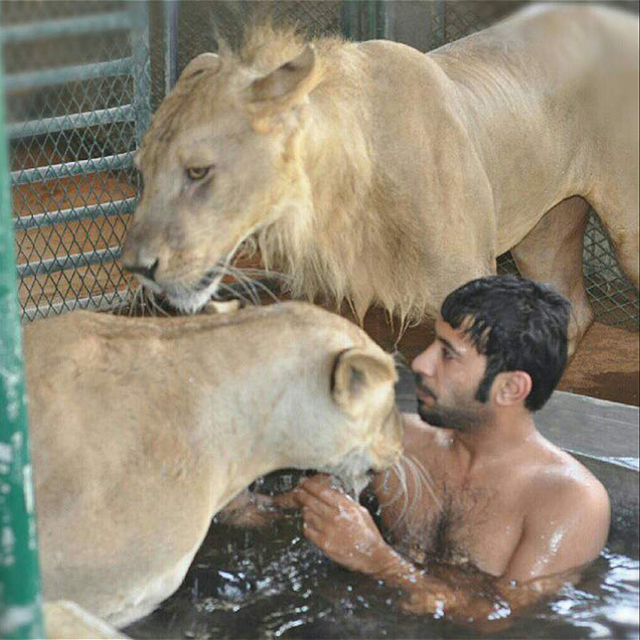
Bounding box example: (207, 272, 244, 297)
(138, 308, 344, 513)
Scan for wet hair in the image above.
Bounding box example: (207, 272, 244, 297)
(440, 275, 571, 412)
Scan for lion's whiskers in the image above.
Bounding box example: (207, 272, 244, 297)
(211, 264, 261, 305)
(213, 260, 289, 306)
(147, 291, 171, 318)
(380, 453, 440, 533)
(408, 453, 441, 509)
(380, 461, 409, 533)
(126, 284, 142, 317)
(216, 280, 258, 307)
(218, 265, 265, 305)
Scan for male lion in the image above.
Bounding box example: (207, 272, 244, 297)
(121, 4, 639, 350)
(24, 302, 402, 627)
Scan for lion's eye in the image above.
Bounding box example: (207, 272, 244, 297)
(186, 166, 212, 181)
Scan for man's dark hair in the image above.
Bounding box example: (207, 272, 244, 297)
(440, 275, 571, 412)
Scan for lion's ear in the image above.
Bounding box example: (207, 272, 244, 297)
(331, 348, 396, 419)
(248, 45, 317, 111)
(179, 53, 221, 82)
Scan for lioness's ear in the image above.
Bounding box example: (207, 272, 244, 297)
(180, 52, 221, 82)
(248, 45, 317, 110)
(331, 348, 396, 418)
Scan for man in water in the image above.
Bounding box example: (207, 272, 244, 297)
(291, 275, 610, 618)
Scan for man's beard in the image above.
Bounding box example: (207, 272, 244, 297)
(415, 376, 488, 432)
(417, 399, 486, 431)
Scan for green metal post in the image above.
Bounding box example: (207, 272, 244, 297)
(340, 0, 383, 41)
(0, 40, 45, 640)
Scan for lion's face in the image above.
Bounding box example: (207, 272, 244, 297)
(121, 45, 319, 312)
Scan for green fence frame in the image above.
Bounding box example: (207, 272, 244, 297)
(341, 0, 384, 40)
(0, 42, 44, 640)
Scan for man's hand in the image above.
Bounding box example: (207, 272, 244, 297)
(292, 475, 396, 575)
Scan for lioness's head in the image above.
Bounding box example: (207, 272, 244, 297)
(121, 28, 324, 312)
(318, 343, 404, 496)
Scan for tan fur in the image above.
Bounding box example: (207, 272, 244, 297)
(24, 302, 402, 628)
(121, 5, 639, 347)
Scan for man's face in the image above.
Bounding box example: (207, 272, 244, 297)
(411, 317, 492, 430)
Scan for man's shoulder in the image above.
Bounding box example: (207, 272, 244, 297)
(523, 448, 610, 522)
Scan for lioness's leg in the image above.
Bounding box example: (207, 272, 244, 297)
(510, 196, 593, 354)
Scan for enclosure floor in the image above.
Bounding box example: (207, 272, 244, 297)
(557, 322, 639, 406)
(345, 306, 640, 408)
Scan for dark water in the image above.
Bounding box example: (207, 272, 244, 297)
(125, 511, 639, 640)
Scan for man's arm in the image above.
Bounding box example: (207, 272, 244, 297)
(293, 476, 473, 613)
(293, 474, 610, 621)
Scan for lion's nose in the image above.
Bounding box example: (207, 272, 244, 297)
(124, 257, 160, 283)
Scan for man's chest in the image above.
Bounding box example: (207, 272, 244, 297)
(375, 468, 524, 575)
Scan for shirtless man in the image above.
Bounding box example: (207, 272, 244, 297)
(291, 275, 611, 619)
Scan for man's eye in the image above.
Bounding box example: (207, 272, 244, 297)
(186, 166, 212, 181)
(442, 347, 453, 360)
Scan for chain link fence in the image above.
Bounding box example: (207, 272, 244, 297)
(2, 0, 148, 321)
(2, 0, 637, 329)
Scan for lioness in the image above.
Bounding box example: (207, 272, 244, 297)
(121, 4, 638, 351)
(24, 302, 402, 627)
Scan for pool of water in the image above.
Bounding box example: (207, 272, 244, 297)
(125, 506, 639, 640)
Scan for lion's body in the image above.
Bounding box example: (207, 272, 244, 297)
(122, 4, 638, 348)
(25, 303, 401, 627)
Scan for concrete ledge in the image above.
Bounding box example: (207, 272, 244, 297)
(536, 390, 639, 460)
(536, 391, 639, 536)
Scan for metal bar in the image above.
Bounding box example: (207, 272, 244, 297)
(130, 1, 152, 144)
(14, 197, 136, 232)
(7, 105, 136, 139)
(378, 0, 446, 52)
(10, 152, 133, 186)
(21, 290, 128, 323)
(426, 0, 446, 51)
(339, 0, 360, 40)
(164, 0, 180, 93)
(0, 11, 130, 43)
(17, 246, 122, 279)
(0, 43, 45, 640)
(375, 0, 386, 39)
(367, 0, 379, 39)
(4, 57, 133, 93)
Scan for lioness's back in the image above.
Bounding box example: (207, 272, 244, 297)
(24, 301, 401, 626)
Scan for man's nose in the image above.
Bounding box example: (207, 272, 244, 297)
(411, 342, 436, 378)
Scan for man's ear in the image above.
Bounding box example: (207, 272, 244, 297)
(246, 45, 317, 117)
(179, 52, 221, 82)
(493, 371, 532, 407)
(331, 348, 397, 419)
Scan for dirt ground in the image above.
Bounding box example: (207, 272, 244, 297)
(555, 322, 639, 406)
(345, 306, 639, 408)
